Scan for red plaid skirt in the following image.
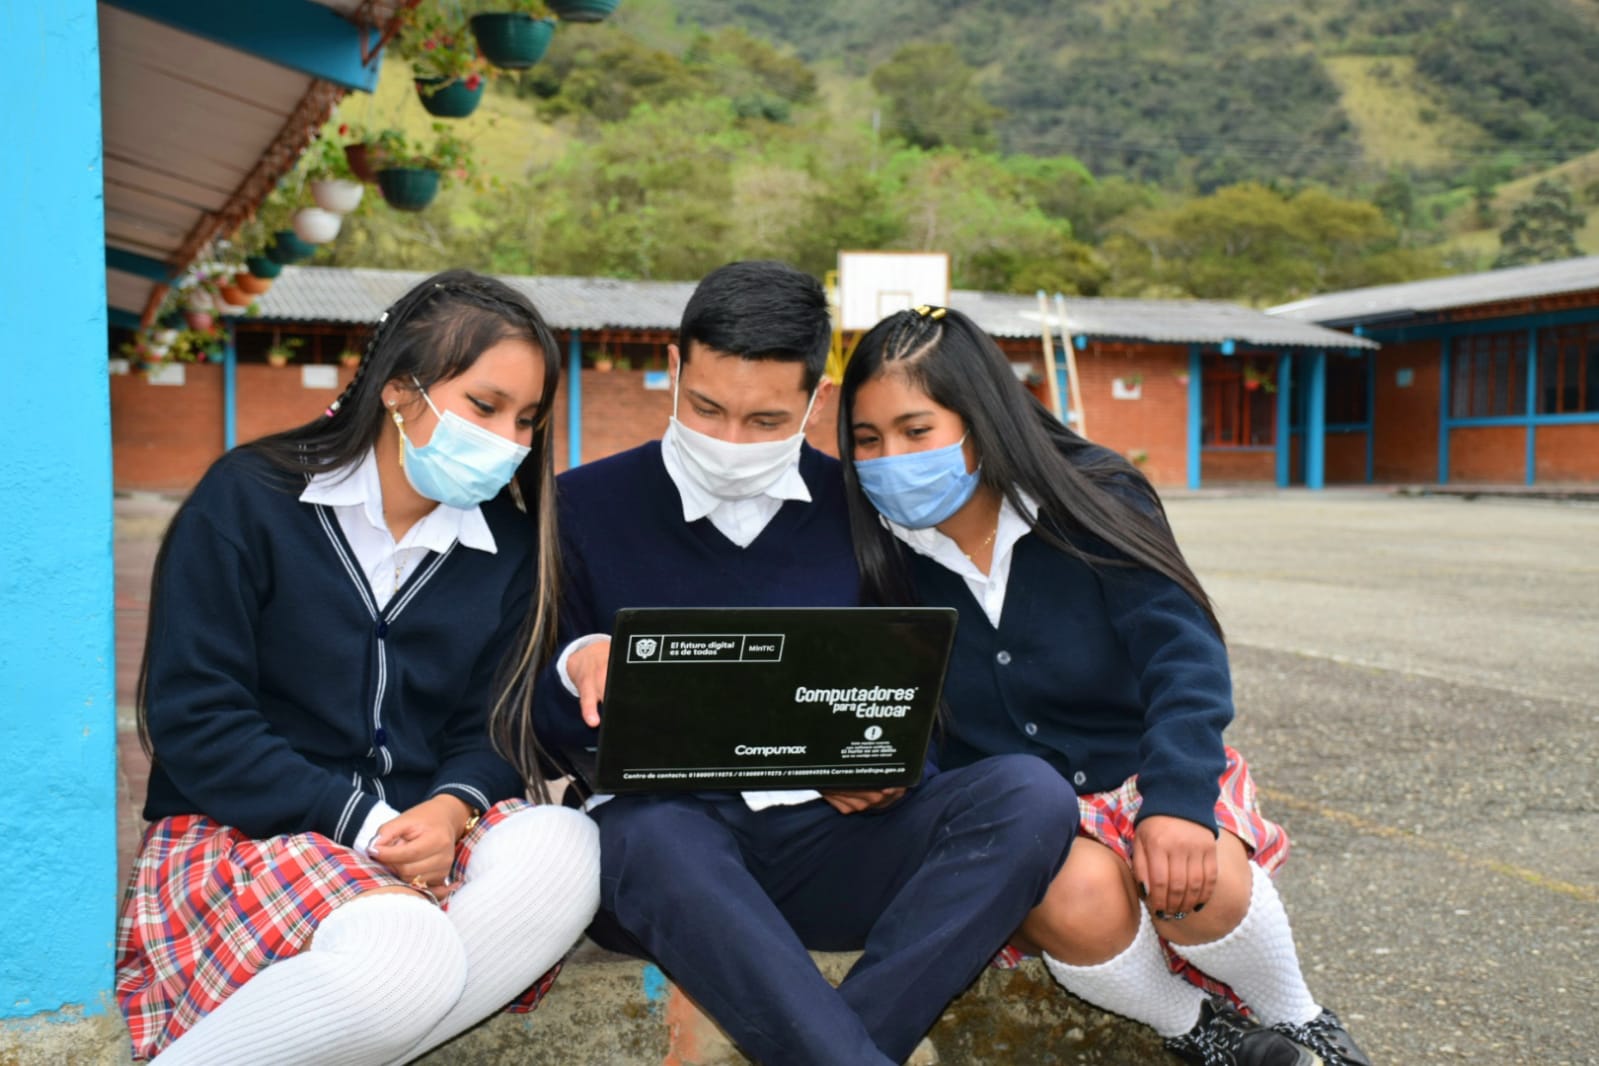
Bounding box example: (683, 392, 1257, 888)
(994, 747, 1290, 999)
(115, 798, 561, 1061)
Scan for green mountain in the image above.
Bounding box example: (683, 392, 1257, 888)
(668, 0, 1599, 190)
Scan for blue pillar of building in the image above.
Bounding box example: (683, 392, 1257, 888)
(224, 321, 239, 450)
(1524, 326, 1539, 485)
(1305, 350, 1328, 490)
(567, 329, 583, 469)
(0, 0, 118, 1035)
(1186, 346, 1203, 490)
(1275, 352, 1293, 487)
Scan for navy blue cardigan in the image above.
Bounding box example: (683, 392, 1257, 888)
(915, 528, 1233, 832)
(142, 448, 530, 847)
(532, 441, 860, 755)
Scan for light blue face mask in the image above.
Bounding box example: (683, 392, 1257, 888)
(396, 381, 531, 509)
(853, 435, 980, 529)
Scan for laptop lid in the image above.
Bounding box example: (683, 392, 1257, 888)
(587, 606, 956, 793)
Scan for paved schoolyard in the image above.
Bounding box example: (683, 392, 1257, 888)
(113, 488, 1599, 1064)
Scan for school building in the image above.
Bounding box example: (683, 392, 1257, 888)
(110, 266, 1379, 495)
(1269, 256, 1599, 486)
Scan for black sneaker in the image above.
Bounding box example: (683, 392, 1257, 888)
(1272, 1007, 1373, 1066)
(1165, 996, 1318, 1066)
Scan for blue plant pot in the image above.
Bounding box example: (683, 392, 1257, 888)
(377, 167, 442, 212)
(415, 77, 485, 118)
(548, 0, 620, 22)
(470, 13, 556, 69)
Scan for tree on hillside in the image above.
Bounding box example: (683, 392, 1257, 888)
(870, 42, 1002, 151)
(1104, 183, 1440, 304)
(1493, 179, 1586, 268)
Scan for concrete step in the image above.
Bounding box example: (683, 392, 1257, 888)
(415, 942, 1168, 1065)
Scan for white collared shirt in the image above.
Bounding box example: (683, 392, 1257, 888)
(299, 446, 500, 851)
(884, 490, 1040, 628)
(299, 446, 498, 610)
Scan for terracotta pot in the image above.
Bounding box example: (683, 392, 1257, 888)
(311, 178, 365, 214)
(267, 353, 290, 368)
(184, 310, 215, 332)
(339, 352, 362, 368)
(345, 143, 383, 183)
(218, 283, 251, 308)
(235, 272, 272, 295)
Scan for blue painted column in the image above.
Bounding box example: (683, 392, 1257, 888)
(1275, 352, 1292, 487)
(1437, 335, 1453, 484)
(567, 329, 583, 469)
(0, 0, 118, 1030)
(1524, 327, 1539, 485)
(1305, 350, 1328, 490)
(1186, 345, 1203, 490)
(224, 322, 238, 450)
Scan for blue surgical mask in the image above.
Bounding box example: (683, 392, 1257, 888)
(396, 382, 531, 509)
(854, 435, 980, 529)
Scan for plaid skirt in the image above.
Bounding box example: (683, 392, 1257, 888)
(994, 746, 1290, 999)
(115, 798, 561, 1061)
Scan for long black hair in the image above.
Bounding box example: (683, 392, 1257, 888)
(137, 269, 567, 799)
(836, 306, 1222, 637)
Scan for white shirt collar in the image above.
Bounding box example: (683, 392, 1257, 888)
(299, 446, 498, 555)
(885, 489, 1038, 581)
(658, 425, 812, 526)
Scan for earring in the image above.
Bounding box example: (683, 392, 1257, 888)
(390, 404, 406, 469)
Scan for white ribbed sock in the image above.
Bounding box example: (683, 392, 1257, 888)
(1169, 862, 1321, 1026)
(1043, 906, 1205, 1039)
(153, 893, 466, 1066)
(386, 806, 601, 1063)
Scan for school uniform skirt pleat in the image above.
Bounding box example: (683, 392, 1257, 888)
(115, 799, 559, 1060)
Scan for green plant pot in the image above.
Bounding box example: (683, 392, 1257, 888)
(548, 0, 620, 21)
(377, 167, 442, 212)
(266, 229, 315, 264)
(245, 255, 283, 280)
(470, 13, 556, 69)
(415, 76, 485, 118)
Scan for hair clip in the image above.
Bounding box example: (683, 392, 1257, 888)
(912, 305, 947, 320)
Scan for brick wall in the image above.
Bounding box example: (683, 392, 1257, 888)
(1202, 449, 1275, 483)
(1535, 423, 1599, 482)
(1325, 431, 1369, 483)
(1372, 341, 1443, 483)
(1448, 426, 1525, 482)
(1075, 344, 1190, 488)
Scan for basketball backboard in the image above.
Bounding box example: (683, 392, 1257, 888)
(837, 251, 950, 332)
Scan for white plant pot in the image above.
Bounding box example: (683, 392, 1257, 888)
(153, 329, 179, 346)
(311, 179, 365, 214)
(186, 289, 216, 311)
(293, 206, 343, 245)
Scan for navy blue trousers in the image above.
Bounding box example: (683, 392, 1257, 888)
(588, 754, 1077, 1065)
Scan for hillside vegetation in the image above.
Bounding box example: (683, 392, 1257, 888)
(271, 0, 1596, 306)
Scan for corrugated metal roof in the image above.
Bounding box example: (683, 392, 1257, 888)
(1269, 256, 1599, 326)
(253, 267, 1375, 349)
(953, 290, 1376, 349)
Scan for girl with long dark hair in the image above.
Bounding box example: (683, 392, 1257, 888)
(837, 306, 1371, 1066)
(116, 270, 599, 1064)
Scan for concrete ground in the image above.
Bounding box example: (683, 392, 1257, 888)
(104, 487, 1598, 1064)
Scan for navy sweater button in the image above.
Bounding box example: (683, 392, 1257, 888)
(376, 620, 389, 638)
(996, 649, 1012, 665)
(374, 728, 388, 746)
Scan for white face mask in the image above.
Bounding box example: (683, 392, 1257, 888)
(665, 369, 817, 500)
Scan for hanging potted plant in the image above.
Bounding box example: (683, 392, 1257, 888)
(469, 1, 557, 69)
(303, 131, 366, 214)
(266, 336, 304, 369)
(292, 205, 343, 245)
(374, 125, 478, 212)
(236, 270, 272, 296)
(1242, 363, 1276, 393)
(547, 0, 620, 22)
(399, 7, 490, 118)
(339, 348, 363, 368)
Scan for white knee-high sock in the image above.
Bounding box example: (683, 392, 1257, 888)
(386, 806, 601, 1063)
(1169, 862, 1321, 1026)
(154, 893, 467, 1066)
(1043, 906, 1205, 1039)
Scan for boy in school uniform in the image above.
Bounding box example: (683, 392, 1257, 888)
(533, 260, 1077, 1065)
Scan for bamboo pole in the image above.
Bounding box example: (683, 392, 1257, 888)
(1054, 293, 1088, 439)
(1036, 290, 1064, 421)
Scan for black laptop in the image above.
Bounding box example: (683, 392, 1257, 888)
(563, 606, 957, 794)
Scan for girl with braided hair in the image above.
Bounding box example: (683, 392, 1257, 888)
(837, 306, 1373, 1066)
(116, 270, 599, 1064)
